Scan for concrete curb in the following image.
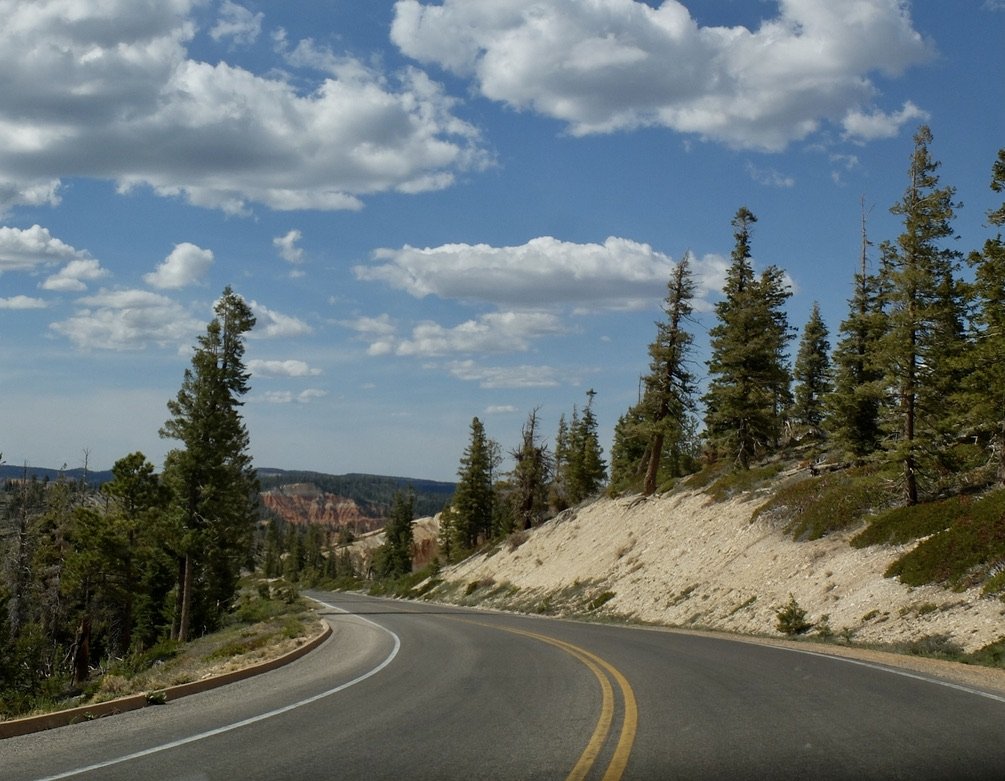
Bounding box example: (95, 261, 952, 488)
(0, 621, 332, 739)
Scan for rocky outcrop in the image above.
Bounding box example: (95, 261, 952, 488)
(260, 483, 385, 534)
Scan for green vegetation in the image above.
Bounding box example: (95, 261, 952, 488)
(705, 462, 786, 503)
(703, 207, 793, 470)
(618, 254, 699, 497)
(882, 489, 1005, 591)
(554, 390, 609, 508)
(851, 494, 973, 548)
(753, 464, 898, 539)
(775, 594, 813, 636)
(0, 289, 266, 718)
(0, 582, 315, 719)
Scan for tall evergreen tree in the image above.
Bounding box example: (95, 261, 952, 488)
(791, 303, 832, 437)
(451, 417, 496, 549)
(827, 202, 889, 460)
(965, 147, 1005, 485)
(878, 126, 964, 504)
(562, 390, 607, 504)
(704, 207, 793, 468)
(507, 409, 553, 530)
(376, 491, 415, 578)
(609, 401, 649, 491)
(160, 287, 258, 641)
(634, 254, 697, 494)
(97, 452, 171, 653)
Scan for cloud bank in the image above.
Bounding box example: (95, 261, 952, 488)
(391, 0, 933, 149)
(0, 0, 487, 213)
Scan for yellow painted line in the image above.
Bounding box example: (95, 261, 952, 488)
(458, 620, 638, 781)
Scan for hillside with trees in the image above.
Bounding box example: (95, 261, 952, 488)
(372, 129, 1005, 660)
(1, 288, 259, 716)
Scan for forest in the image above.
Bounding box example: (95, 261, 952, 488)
(2, 126, 1004, 717)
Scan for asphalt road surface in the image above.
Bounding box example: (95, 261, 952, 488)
(3, 591, 1004, 780)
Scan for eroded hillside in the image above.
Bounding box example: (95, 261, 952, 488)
(260, 483, 385, 534)
(428, 486, 1005, 654)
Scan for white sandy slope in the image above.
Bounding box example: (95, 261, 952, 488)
(436, 489, 1005, 653)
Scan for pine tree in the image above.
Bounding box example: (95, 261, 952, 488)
(791, 303, 832, 437)
(827, 202, 888, 460)
(451, 417, 495, 549)
(376, 491, 415, 578)
(609, 402, 649, 492)
(507, 409, 553, 530)
(878, 126, 964, 504)
(704, 207, 793, 468)
(966, 147, 1005, 484)
(563, 390, 608, 503)
(160, 287, 258, 641)
(639, 255, 697, 495)
(97, 452, 171, 653)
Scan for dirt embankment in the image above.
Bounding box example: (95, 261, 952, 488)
(434, 489, 1005, 655)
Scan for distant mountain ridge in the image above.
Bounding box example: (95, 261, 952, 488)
(257, 468, 454, 522)
(0, 464, 113, 487)
(1, 465, 455, 525)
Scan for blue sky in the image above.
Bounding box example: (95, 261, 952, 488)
(0, 0, 1002, 482)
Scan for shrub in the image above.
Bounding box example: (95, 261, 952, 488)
(852, 495, 971, 548)
(884, 489, 1005, 589)
(964, 637, 1005, 668)
(895, 634, 965, 661)
(753, 464, 897, 540)
(707, 463, 786, 502)
(587, 591, 615, 611)
(775, 594, 813, 636)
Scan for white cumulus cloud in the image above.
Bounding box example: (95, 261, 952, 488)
(0, 0, 488, 213)
(210, 1, 263, 47)
(841, 100, 930, 142)
(0, 295, 48, 309)
(391, 0, 933, 149)
(248, 359, 321, 378)
(144, 243, 214, 289)
(0, 225, 91, 272)
(261, 388, 328, 404)
(249, 300, 313, 339)
(41, 258, 109, 292)
(449, 360, 562, 389)
(397, 311, 564, 357)
(273, 229, 304, 264)
(49, 288, 200, 351)
(357, 236, 725, 311)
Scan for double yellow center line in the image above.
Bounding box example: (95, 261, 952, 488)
(468, 621, 638, 780)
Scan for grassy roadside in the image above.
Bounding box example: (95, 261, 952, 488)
(0, 578, 322, 722)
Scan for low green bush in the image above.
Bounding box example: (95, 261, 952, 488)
(775, 594, 813, 636)
(587, 591, 615, 611)
(884, 489, 1005, 590)
(753, 464, 897, 540)
(707, 462, 786, 502)
(852, 495, 970, 548)
(964, 637, 1005, 667)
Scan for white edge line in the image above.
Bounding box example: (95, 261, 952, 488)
(773, 643, 1005, 704)
(36, 598, 400, 781)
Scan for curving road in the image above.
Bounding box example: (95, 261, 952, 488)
(3, 591, 1004, 780)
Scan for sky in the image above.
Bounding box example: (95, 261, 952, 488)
(0, 0, 1003, 483)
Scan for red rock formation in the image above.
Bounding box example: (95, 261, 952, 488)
(260, 483, 385, 534)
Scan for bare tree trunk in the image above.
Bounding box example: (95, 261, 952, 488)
(170, 556, 184, 641)
(643, 432, 664, 496)
(72, 614, 91, 686)
(179, 554, 194, 643)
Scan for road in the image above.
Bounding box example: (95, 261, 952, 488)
(3, 591, 1004, 780)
